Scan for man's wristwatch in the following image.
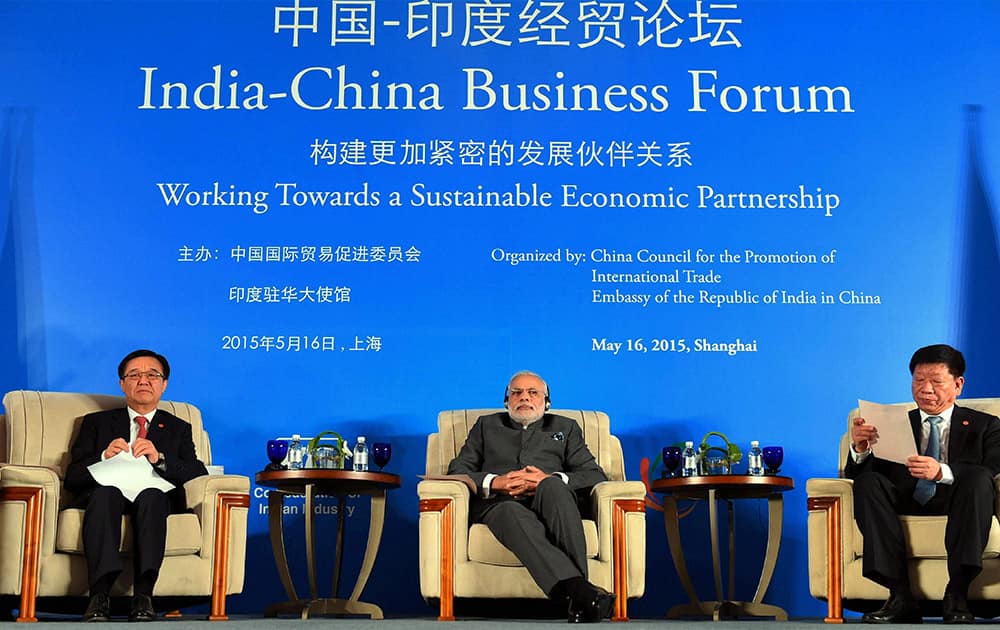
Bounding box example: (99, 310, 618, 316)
(155, 453, 166, 471)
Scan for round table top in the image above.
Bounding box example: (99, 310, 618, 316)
(256, 468, 401, 494)
(651, 474, 794, 500)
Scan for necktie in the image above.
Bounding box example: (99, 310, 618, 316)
(136, 416, 148, 440)
(913, 415, 942, 505)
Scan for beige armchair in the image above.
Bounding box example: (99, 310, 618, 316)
(807, 397, 1000, 622)
(0, 390, 250, 622)
(417, 409, 646, 621)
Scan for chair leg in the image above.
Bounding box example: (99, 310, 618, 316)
(0, 487, 43, 623)
(612, 499, 645, 622)
(419, 499, 455, 621)
(807, 496, 844, 624)
(208, 493, 250, 621)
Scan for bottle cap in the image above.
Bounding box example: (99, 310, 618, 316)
(685, 440, 693, 447)
(357, 436, 366, 443)
(292, 434, 301, 440)
(751, 440, 759, 447)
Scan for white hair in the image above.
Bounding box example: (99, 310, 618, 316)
(506, 370, 549, 397)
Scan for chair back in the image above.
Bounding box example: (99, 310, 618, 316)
(838, 396, 1000, 476)
(1, 390, 213, 478)
(427, 408, 625, 481)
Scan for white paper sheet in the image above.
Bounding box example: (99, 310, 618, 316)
(858, 399, 918, 465)
(87, 451, 175, 501)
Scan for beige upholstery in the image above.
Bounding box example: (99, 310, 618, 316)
(807, 397, 1000, 620)
(0, 390, 250, 621)
(417, 409, 646, 621)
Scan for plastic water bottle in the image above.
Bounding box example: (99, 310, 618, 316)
(353, 436, 369, 472)
(288, 434, 304, 470)
(748, 440, 764, 476)
(682, 441, 698, 477)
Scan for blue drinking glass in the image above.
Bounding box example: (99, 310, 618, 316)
(762, 445, 784, 475)
(372, 442, 392, 471)
(662, 446, 682, 478)
(266, 439, 288, 471)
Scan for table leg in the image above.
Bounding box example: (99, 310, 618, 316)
(264, 491, 301, 617)
(349, 491, 386, 602)
(727, 499, 736, 601)
(719, 493, 788, 621)
(661, 487, 790, 622)
(753, 494, 784, 604)
(663, 496, 703, 618)
(307, 493, 385, 619)
(332, 495, 346, 599)
(305, 483, 318, 603)
(709, 489, 723, 601)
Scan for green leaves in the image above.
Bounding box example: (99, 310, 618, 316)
(307, 430, 345, 454)
(699, 431, 743, 464)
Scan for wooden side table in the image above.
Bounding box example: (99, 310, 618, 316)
(255, 469, 401, 619)
(651, 474, 794, 621)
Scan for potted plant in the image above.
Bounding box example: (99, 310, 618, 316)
(307, 431, 353, 469)
(698, 431, 742, 475)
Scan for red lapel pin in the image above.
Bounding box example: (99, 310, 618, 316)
(158, 423, 165, 428)
(963, 420, 970, 426)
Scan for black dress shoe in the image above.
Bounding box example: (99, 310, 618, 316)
(83, 592, 110, 622)
(943, 592, 975, 624)
(567, 604, 587, 624)
(862, 593, 922, 624)
(567, 584, 615, 623)
(128, 594, 156, 622)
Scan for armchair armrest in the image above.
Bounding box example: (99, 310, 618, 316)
(806, 477, 856, 556)
(417, 480, 471, 561)
(184, 474, 250, 512)
(185, 474, 251, 549)
(183, 474, 250, 621)
(590, 480, 647, 539)
(806, 476, 854, 624)
(417, 479, 471, 622)
(590, 480, 647, 620)
(0, 465, 56, 622)
(0, 464, 62, 556)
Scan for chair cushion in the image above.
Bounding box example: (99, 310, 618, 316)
(896, 515, 1000, 559)
(56, 509, 202, 556)
(468, 519, 599, 566)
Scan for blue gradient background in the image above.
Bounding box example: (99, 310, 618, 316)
(2, 0, 999, 618)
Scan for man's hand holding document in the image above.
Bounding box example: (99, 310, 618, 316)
(856, 400, 918, 465)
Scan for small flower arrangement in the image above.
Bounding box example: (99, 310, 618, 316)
(307, 431, 353, 469)
(699, 431, 742, 474)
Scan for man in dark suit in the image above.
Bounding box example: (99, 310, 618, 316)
(65, 349, 208, 622)
(847, 344, 1000, 624)
(447, 370, 613, 623)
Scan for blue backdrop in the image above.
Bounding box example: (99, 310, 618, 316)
(2, 0, 999, 619)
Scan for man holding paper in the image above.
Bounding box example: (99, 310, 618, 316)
(64, 350, 208, 622)
(847, 344, 1000, 624)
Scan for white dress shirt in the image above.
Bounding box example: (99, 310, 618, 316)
(100, 408, 158, 461)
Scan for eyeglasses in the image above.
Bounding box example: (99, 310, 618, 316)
(508, 388, 544, 399)
(122, 370, 165, 383)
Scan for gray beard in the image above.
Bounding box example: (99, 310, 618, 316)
(510, 409, 544, 426)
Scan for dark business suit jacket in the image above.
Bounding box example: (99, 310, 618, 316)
(447, 412, 608, 516)
(844, 403, 1000, 583)
(65, 408, 208, 512)
(845, 404, 1000, 489)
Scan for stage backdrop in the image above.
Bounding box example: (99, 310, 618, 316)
(2, 0, 999, 619)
